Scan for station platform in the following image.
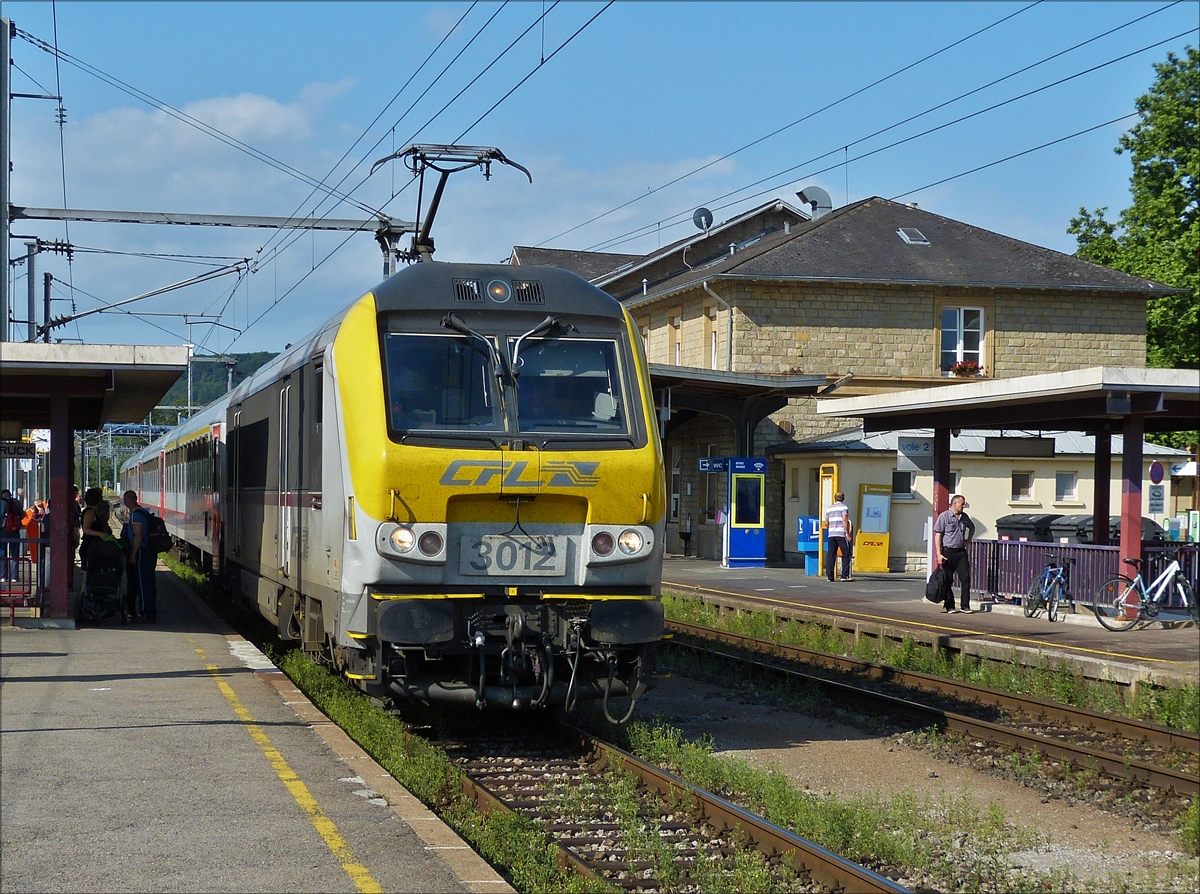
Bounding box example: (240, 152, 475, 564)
(660, 556, 1200, 690)
(0, 567, 512, 894)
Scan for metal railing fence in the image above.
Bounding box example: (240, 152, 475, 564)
(967, 540, 1198, 607)
(1, 536, 49, 619)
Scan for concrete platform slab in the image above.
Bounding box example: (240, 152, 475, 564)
(661, 556, 1199, 690)
(0, 567, 512, 894)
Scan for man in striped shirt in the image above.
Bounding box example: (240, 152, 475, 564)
(824, 491, 854, 582)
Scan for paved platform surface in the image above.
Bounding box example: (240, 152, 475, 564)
(661, 557, 1200, 687)
(1, 568, 512, 894)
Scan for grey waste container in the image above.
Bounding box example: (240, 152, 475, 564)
(1078, 516, 1167, 545)
(1048, 514, 1092, 544)
(995, 513, 1061, 542)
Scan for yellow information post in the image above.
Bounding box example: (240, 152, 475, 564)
(853, 482, 892, 573)
(818, 463, 838, 573)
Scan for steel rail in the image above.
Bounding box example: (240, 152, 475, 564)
(667, 619, 1199, 752)
(566, 723, 911, 894)
(666, 628, 1199, 797)
(458, 773, 606, 884)
(449, 722, 910, 893)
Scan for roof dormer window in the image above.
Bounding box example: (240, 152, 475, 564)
(897, 227, 930, 246)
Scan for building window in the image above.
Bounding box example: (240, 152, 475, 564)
(788, 466, 800, 500)
(639, 322, 649, 351)
(1011, 471, 1035, 502)
(940, 306, 984, 374)
(1055, 472, 1077, 502)
(705, 306, 718, 369)
(892, 469, 915, 499)
(669, 445, 681, 522)
(949, 470, 960, 495)
(669, 313, 682, 366)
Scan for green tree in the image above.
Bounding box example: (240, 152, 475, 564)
(1069, 47, 1199, 371)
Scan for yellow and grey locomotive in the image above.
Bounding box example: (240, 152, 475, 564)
(125, 262, 666, 721)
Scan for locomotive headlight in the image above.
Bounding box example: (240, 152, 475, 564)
(591, 531, 615, 557)
(389, 526, 416, 553)
(418, 531, 443, 557)
(487, 280, 511, 303)
(617, 529, 644, 555)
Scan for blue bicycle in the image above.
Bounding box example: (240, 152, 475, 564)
(1023, 556, 1075, 623)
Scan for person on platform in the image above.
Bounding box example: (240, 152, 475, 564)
(123, 490, 157, 624)
(78, 488, 111, 572)
(22, 502, 42, 567)
(68, 485, 81, 587)
(824, 491, 854, 582)
(933, 493, 976, 613)
(1, 489, 26, 582)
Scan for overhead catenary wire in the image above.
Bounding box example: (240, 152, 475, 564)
(15, 28, 381, 217)
(252, 1, 516, 273)
(227, 2, 611, 351)
(252, 1, 486, 262)
(536, 0, 1047, 248)
(583, 24, 1197, 253)
(889, 112, 1140, 201)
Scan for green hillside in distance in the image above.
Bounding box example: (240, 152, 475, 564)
(159, 351, 277, 413)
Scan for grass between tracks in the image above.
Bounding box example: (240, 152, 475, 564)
(660, 592, 1200, 861)
(661, 593, 1200, 733)
(599, 717, 1200, 893)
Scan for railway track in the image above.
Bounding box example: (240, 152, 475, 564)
(665, 619, 1200, 799)
(435, 719, 910, 894)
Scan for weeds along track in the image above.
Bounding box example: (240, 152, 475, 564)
(666, 620, 1199, 803)
(430, 719, 909, 894)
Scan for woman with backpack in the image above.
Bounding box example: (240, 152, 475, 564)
(78, 488, 112, 573)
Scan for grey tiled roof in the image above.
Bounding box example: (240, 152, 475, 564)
(509, 246, 644, 282)
(620, 197, 1180, 305)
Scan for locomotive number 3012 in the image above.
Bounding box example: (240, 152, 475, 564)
(459, 535, 567, 576)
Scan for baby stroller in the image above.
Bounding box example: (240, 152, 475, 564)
(76, 538, 127, 626)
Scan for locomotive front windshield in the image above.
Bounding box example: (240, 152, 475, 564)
(384, 334, 500, 431)
(513, 338, 627, 434)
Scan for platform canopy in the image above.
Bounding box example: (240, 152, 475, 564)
(815, 365, 1199, 571)
(0, 342, 189, 430)
(0, 341, 189, 620)
(815, 366, 1199, 434)
(650, 364, 828, 455)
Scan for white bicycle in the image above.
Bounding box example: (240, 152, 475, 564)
(1093, 551, 1199, 632)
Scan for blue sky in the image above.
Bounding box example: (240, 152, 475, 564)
(4, 1, 1197, 356)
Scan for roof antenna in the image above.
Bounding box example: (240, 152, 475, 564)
(692, 207, 713, 235)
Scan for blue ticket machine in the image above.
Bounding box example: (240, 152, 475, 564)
(723, 457, 767, 568)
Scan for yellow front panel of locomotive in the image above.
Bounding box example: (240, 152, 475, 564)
(333, 292, 666, 526)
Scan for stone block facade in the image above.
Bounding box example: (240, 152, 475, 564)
(637, 278, 1147, 560)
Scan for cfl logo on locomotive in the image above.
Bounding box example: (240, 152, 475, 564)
(439, 459, 600, 488)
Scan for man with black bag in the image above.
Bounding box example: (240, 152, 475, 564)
(933, 494, 976, 614)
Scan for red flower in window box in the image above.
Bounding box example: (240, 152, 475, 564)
(950, 359, 983, 377)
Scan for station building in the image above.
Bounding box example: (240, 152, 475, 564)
(511, 195, 1190, 564)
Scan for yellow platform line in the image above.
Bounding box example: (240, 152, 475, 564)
(195, 647, 383, 893)
(664, 579, 1191, 667)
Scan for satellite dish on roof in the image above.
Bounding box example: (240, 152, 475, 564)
(693, 207, 714, 231)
